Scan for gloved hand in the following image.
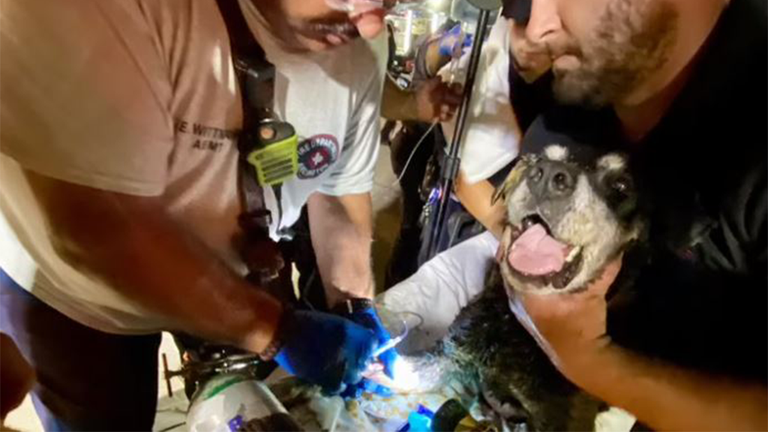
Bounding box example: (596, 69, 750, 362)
(336, 299, 400, 397)
(273, 309, 377, 395)
(437, 24, 473, 58)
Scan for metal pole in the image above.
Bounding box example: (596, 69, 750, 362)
(427, 6, 495, 259)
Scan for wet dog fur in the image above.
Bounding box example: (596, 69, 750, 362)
(404, 145, 647, 431)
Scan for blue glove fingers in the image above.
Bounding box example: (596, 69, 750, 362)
(377, 347, 399, 379)
(275, 341, 347, 393)
(462, 34, 475, 48)
(438, 24, 472, 57)
(349, 307, 399, 379)
(340, 383, 363, 399)
(342, 326, 377, 386)
(352, 308, 392, 345)
(275, 310, 378, 395)
(364, 380, 393, 397)
(274, 350, 296, 375)
(357, 379, 393, 397)
(341, 379, 393, 399)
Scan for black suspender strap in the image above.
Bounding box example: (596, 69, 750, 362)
(215, 0, 285, 282)
(215, 0, 274, 126)
(215, 0, 273, 231)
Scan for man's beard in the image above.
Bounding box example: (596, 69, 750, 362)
(256, 2, 360, 52)
(552, 0, 679, 107)
(304, 19, 360, 39)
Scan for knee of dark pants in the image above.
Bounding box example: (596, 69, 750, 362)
(0, 267, 161, 430)
(32, 332, 162, 431)
(0, 332, 35, 420)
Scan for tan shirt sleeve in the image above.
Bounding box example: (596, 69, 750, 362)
(0, 0, 175, 196)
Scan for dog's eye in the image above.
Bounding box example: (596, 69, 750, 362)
(610, 176, 632, 195)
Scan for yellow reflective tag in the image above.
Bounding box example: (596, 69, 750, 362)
(246, 133, 299, 186)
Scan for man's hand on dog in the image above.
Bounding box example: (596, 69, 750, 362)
(505, 256, 622, 386)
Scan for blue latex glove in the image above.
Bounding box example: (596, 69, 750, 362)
(340, 376, 393, 399)
(437, 24, 473, 57)
(342, 306, 399, 397)
(274, 309, 377, 395)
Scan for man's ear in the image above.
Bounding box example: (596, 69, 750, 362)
(492, 155, 533, 205)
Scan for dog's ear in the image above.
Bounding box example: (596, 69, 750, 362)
(492, 155, 534, 205)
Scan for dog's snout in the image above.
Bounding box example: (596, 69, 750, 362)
(528, 160, 577, 199)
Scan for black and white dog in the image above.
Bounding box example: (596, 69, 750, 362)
(274, 112, 757, 431)
(400, 114, 648, 431)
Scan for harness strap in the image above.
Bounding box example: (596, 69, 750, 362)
(216, 0, 285, 281)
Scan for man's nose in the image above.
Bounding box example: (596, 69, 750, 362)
(525, 0, 562, 46)
(353, 9, 385, 39)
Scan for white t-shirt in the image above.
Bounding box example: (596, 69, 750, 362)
(439, 18, 521, 185)
(0, 0, 386, 334)
(379, 231, 500, 352)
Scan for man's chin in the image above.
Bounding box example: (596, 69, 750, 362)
(295, 32, 362, 52)
(552, 73, 609, 107)
(302, 39, 337, 52)
(284, 35, 342, 53)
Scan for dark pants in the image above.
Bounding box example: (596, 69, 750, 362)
(279, 208, 328, 312)
(0, 268, 161, 431)
(384, 121, 441, 288)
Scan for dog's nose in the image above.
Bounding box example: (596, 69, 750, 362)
(528, 160, 577, 199)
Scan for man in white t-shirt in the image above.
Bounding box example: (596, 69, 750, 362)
(408, 5, 552, 243)
(380, 8, 553, 286)
(0, 0, 400, 428)
(443, 8, 553, 234)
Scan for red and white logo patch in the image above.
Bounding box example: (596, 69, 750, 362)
(297, 134, 339, 179)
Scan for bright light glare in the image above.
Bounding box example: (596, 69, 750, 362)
(430, 13, 441, 33)
(403, 10, 413, 55)
(391, 357, 419, 391)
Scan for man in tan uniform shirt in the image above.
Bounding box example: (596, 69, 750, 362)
(0, 0, 400, 428)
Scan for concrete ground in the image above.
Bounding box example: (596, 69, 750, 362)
(3, 145, 403, 432)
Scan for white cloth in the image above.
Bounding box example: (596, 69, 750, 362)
(0, 0, 386, 334)
(379, 232, 499, 352)
(439, 18, 522, 185)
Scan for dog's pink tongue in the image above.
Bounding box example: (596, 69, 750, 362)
(508, 224, 568, 276)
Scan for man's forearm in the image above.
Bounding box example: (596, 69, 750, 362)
(307, 192, 374, 307)
(455, 172, 506, 238)
(26, 172, 282, 353)
(580, 345, 768, 431)
(424, 39, 449, 78)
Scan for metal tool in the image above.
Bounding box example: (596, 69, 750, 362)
(426, 0, 502, 259)
(372, 332, 408, 358)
